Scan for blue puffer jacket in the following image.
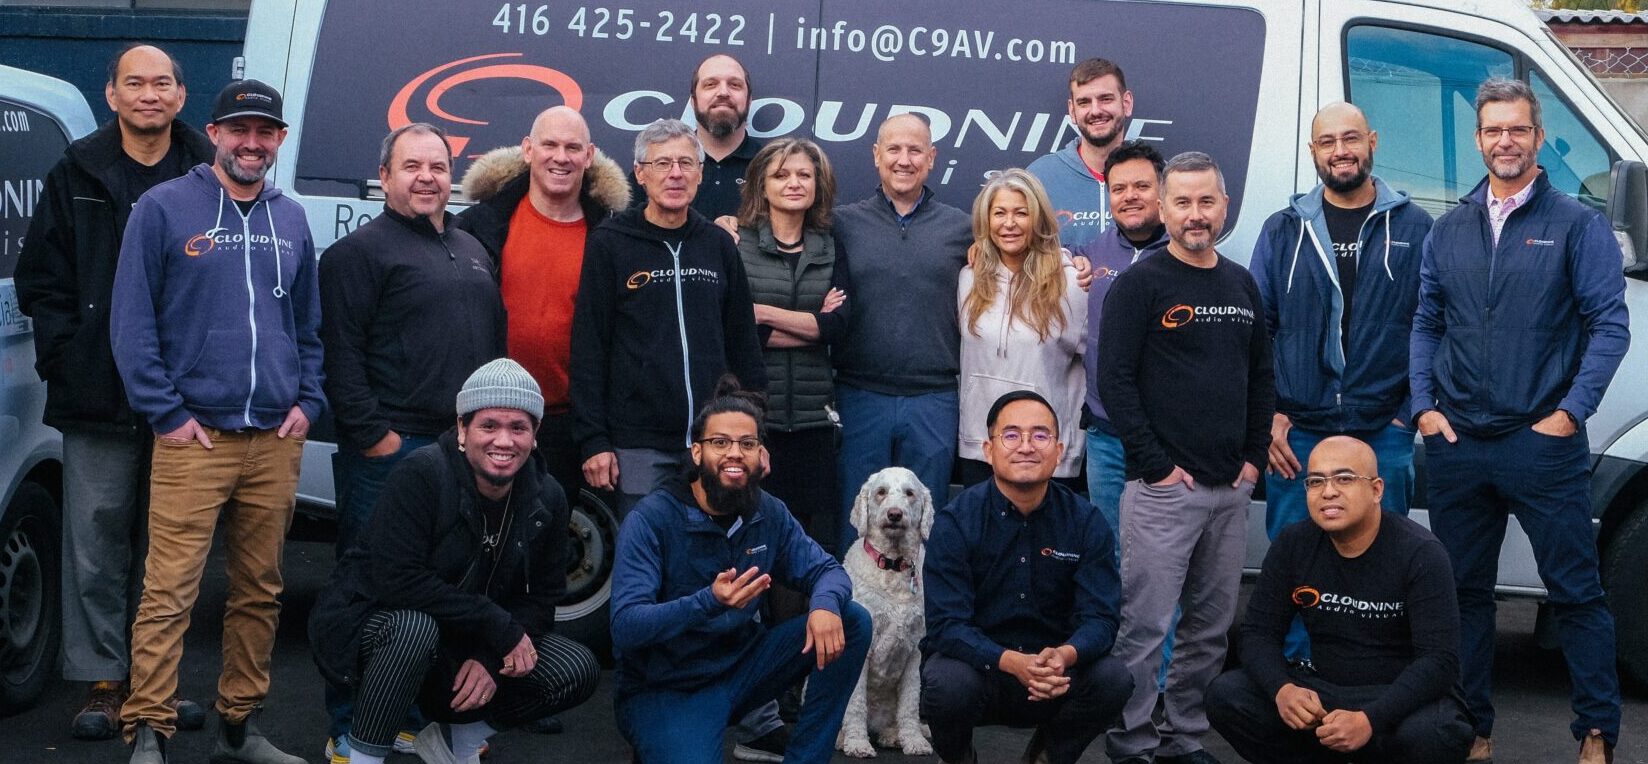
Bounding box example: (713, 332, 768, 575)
(1251, 177, 1432, 433)
(1410, 171, 1630, 436)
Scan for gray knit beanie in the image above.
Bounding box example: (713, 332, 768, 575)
(456, 358, 544, 419)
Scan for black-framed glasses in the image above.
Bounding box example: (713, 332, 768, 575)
(1311, 132, 1367, 151)
(1477, 125, 1537, 141)
(697, 436, 762, 453)
(994, 429, 1055, 450)
(1302, 472, 1379, 491)
(641, 157, 702, 173)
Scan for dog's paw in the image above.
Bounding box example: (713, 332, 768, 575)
(900, 735, 934, 757)
(876, 728, 902, 748)
(840, 737, 878, 758)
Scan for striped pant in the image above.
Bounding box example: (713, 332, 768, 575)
(346, 610, 600, 758)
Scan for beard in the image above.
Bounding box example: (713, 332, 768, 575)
(696, 102, 747, 139)
(1488, 153, 1533, 181)
(217, 149, 272, 185)
(697, 459, 764, 516)
(1319, 158, 1371, 194)
(1079, 119, 1123, 148)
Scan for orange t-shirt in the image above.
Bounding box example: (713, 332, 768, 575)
(500, 199, 587, 412)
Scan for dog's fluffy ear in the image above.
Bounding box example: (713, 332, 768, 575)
(917, 479, 936, 540)
(850, 473, 876, 534)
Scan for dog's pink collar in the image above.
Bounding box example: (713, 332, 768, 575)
(863, 538, 914, 574)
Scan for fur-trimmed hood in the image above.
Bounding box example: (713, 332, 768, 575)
(460, 145, 630, 212)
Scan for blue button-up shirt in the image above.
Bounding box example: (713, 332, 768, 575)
(922, 479, 1120, 671)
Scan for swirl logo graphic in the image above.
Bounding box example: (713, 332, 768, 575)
(1291, 585, 1321, 609)
(388, 53, 583, 158)
(626, 271, 652, 290)
(1161, 304, 1194, 328)
(184, 233, 215, 257)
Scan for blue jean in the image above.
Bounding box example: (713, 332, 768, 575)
(616, 602, 873, 764)
(1426, 425, 1619, 745)
(326, 432, 435, 741)
(835, 385, 958, 555)
(1264, 422, 1414, 660)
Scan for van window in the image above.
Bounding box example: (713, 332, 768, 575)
(1347, 24, 1617, 216)
(0, 98, 69, 279)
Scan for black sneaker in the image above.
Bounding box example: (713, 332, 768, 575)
(1156, 750, 1223, 764)
(167, 695, 206, 731)
(731, 725, 789, 763)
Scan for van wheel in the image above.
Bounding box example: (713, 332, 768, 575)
(0, 483, 60, 715)
(556, 487, 618, 666)
(1604, 501, 1648, 691)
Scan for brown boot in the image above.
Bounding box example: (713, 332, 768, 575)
(1466, 736, 1493, 762)
(1578, 728, 1613, 764)
(71, 681, 125, 740)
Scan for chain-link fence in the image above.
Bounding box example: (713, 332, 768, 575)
(1570, 46, 1648, 74)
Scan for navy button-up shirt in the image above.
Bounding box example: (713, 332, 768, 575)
(921, 479, 1120, 672)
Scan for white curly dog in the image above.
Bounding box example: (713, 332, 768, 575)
(836, 467, 935, 758)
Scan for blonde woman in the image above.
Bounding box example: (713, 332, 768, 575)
(957, 168, 1087, 485)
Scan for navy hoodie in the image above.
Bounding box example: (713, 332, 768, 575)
(111, 164, 324, 433)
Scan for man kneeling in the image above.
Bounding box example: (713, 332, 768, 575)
(921, 391, 1132, 764)
(1208, 436, 1472, 763)
(310, 359, 600, 764)
(610, 380, 871, 764)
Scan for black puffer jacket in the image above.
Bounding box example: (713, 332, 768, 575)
(14, 120, 213, 432)
(309, 430, 570, 686)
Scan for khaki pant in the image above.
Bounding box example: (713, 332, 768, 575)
(120, 428, 303, 739)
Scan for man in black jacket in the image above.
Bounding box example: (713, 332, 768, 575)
(317, 122, 507, 757)
(309, 359, 600, 764)
(14, 42, 212, 741)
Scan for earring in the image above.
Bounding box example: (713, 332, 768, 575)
(458, 442, 465, 452)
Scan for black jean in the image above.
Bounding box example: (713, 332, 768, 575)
(920, 652, 1131, 764)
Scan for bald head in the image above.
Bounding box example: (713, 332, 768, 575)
(530, 105, 591, 143)
(1311, 101, 1369, 136)
(877, 113, 932, 145)
(1305, 435, 1385, 542)
(105, 44, 186, 138)
(1308, 436, 1378, 477)
(522, 105, 595, 203)
(1310, 101, 1378, 196)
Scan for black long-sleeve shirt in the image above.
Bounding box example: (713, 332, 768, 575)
(1096, 251, 1274, 485)
(1239, 513, 1461, 732)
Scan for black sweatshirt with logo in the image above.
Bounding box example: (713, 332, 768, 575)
(1096, 251, 1274, 485)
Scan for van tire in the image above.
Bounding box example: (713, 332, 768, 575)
(0, 483, 61, 716)
(1604, 501, 1648, 691)
(556, 487, 618, 666)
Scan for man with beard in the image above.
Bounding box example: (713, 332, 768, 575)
(111, 79, 321, 764)
(922, 391, 1131, 764)
(308, 359, 601, 764)
(610, 382, 872, 764)
(1098, 152, 1273, 764)
(691, 53, 759, 217)
(1249, 103, 1432, 662)
(1412, 78, 1628, 764)
(15, 42, 213, 742)
(1027, 58, 1134, 250)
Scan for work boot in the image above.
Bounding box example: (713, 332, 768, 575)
(129, 722, 168, 764)
(1467, 736, 1493, 762)
(72, 680, 124, 740)
(1578, 728, 1614, 764)
(166, 694, 207, 731)
(209, 712, 305, 764)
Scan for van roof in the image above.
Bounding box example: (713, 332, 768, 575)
(0, 64, 97, 140)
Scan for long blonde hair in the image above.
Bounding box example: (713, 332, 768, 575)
(963, 169, 1068, 341)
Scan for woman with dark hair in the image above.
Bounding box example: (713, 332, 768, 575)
(735, 137, 850, 545)
(956, 168, 1088, 487)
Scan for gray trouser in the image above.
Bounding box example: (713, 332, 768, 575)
(1107, 479, 1250, 759)
(60, 429, 150, 681)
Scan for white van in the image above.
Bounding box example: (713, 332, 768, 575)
(0, 65, 94, 713)
(242, 0, 1648, 683)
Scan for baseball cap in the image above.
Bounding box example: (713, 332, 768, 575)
(211, 79, 287, 127)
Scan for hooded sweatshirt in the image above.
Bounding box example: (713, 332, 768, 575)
(569, 207, 766, 458)
(111, 164, 324, 433)
(1026, 140, 1111, 251)
(1250, 177, 1432, 433)
(1072, 223, 1168, 429)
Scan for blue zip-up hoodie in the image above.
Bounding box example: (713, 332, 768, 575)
(1250, 177, 1432, 433)
(1026, 140, 1110, 251)
(1073, 223, 1168, 428)
(1410, 171, 1630, 436)
(610, 479, 853, 698)
(111, 164, 323, 433)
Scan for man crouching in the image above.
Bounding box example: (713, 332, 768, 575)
(611, 378, 872, 764)
(309, 359, 600, 764)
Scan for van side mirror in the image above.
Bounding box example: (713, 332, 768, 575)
(1607, 159, 1648, 273)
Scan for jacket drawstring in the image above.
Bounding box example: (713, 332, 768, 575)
(1382, 209, 1394, 281)
(1286, 221, 1306, 293)
(265, 202, 286, 298)
(209, 187, 227, 239)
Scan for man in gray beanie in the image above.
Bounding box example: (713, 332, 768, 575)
(308, 358, 600, 764)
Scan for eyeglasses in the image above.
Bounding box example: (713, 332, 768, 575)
(994, 429, 1056, 450)
(1477, 125, 1537, 141)
(641, 157, 702, 173)
(697, 436, 762, 453)
(1302, 472, 1379, 491)
(1311, 132, 1367, 152)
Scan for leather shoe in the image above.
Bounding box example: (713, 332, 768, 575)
(1578, 728, 1613, 764)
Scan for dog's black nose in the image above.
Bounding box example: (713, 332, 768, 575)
(887, 509, 904, 522)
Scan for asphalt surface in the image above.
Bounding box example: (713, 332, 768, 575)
(1, 535, 1643, 764)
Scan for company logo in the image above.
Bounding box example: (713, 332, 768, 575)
(1526, 238, 1556, 247)
(1291, 585, 1321, 608)
(236, 92, 274, 104)
(626, 271, 652, 290)
(1040, 548, 1081, 562)
(1161, 304, 1194, 328)
(1161, 303, 1255, 328)
(626, 267, 721, 290)
(389, 53, 583, 159)
(185, 233, 215, 257)
(1054, 209, 1108, 228)
(745, 544, 768, 555)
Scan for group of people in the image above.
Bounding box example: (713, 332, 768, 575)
(14, 37, 1629, 764)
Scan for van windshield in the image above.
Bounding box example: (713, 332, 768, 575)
(295, 0, 1266, 222)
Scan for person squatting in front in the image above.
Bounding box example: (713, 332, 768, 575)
(609, 377, 872, 764)
(308, 359, 601, 764)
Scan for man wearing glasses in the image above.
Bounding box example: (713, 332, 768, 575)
(1411, 78, 1628, 764)
(570, 118, 766, 514)
(922, 390, 1131, 764)
(1207, 436, 1472, 763)
(1248, 102, 1433, 661)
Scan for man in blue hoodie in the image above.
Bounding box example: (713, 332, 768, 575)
(110, 79, 320, 764)
(610, 385, 871, 764)
(1250, 103, 1433, 661)
(1026, 58, 1133, 251)
(1411, 79, 1628, 764)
